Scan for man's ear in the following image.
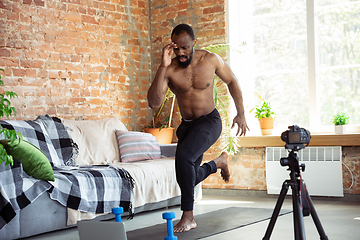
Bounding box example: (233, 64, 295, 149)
(193, 39, 197, 47)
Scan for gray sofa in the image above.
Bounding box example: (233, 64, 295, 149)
(0, 117, 183, 240)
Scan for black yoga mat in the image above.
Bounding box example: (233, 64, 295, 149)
(126, 207, 291, 240)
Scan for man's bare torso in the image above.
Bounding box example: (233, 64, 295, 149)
(166, 49, 217, 120)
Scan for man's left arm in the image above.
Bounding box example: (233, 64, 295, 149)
(213, 54, 249, 136)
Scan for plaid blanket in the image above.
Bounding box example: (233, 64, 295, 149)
(0, 116, 134, 231)
(0, 119, 64, 166)
(50, 165, 134, 214)
(35, 115, 78, 166)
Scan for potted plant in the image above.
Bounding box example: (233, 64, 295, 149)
(145, 88, 175, 144)
(332, 112, 349, 134)
(250, 93, 275, 135)
(0, 68, 22, 166)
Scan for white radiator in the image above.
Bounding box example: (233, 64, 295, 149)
(266, 146, 343, 197)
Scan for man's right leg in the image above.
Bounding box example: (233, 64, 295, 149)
(174, 110, 223, 232)
(175, 120, 221, 211)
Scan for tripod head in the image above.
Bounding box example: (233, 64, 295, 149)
(280, 149, 305, 174)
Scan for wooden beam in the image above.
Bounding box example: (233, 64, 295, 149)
(239, 134, 360, 148)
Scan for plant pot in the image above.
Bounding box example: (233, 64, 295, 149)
(334, 125, 345, 134)
(258, 117, 274, 136)
(144, 127, 174, 144)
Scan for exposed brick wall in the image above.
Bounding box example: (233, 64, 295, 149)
(203, 147, 267, 190)
(1, 0, 227, 130)
(0, 0, 151, 130)
(343, 147, 360, 194)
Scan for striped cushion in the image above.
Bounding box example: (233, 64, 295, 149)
(115, 130, 161, 162)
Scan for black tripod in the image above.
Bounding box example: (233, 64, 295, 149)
(262, 150, 329, 240)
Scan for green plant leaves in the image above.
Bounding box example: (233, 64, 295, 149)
(0, 128, 22, 166)
(0, 144, 14, 166)
(0, 69, 18, 118)
(0, 68, 20, 166)
(250, 93, 275, 119)
(204, 44, 240, 155)
(332, 112, 349, 125)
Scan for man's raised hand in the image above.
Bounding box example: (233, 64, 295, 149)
(161, 42, 177, 67)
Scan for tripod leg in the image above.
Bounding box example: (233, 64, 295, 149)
(303, 183, 329, 240)
(291, 175, 306, 240)
(262, 180, 290, 240)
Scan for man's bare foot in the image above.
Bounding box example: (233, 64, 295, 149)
(173, 211, 197, 232)
(214, 152, 230, 183)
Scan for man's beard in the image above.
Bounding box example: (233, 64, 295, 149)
(177, 51, 193, 68)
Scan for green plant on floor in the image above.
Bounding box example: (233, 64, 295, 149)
(332, 112, 349, 125)
(204, 43, 245, 155)
(0, 69, 22, 166)
(250, 93, 275, 120)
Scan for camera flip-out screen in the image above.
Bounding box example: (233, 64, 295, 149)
(289, 132, 301, 143)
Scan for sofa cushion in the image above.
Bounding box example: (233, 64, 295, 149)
(0, 139, 54, 181)
(63, 118, 127, 165)
(0, 120, 63, 166)
(115, 130, 161, 163)
(112, 158, 180, 208)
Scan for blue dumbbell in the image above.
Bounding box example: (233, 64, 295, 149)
(162, 212, 178, 240)
(112, 207, 124, 222)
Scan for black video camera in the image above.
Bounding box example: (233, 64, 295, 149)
(281, 125, 311, 151)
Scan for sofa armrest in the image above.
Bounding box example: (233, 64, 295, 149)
(160, 143, 177, 157)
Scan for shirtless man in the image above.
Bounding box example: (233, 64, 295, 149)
(147, 24, 249, 232)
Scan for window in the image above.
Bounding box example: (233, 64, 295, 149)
(228, 0, 360, 135)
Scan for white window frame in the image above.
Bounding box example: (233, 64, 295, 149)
(227, 0, 360, 135)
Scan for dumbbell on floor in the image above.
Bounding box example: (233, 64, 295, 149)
(162, 212, 178, 240)
(112, 207, 124, 222)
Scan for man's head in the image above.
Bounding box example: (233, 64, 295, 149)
(171, 24, 197, 68)
(171, 24, 195, 40)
